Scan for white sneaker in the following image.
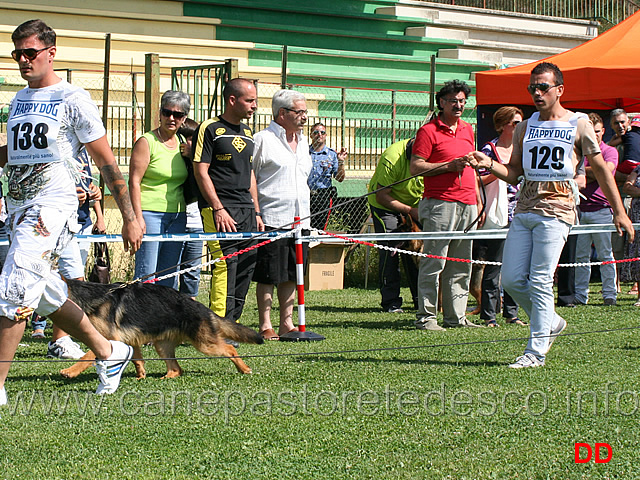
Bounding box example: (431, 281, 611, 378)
(509, 353, 545, 369)
(47, 336, 86, 360)
(545, 316, 567, 354)
(95, 341, 133, 395)
(0, 387, 7, 406)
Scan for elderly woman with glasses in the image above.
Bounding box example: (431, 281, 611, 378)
(128, 90, 190, 287)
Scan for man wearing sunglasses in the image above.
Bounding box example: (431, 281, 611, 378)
(468, 62, 634, 369)
(0, 19, 144, 405)
(307, 122, 347, 230)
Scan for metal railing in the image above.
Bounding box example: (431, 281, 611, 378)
(171, 61, 236, 123)
(424, 0, 639, 29)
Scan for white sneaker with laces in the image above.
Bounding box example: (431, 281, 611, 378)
(95, 341, 133, 395)
(47, 336, 86, 360)
(509, 353, 545, 369)
(0, 387, 7, 406)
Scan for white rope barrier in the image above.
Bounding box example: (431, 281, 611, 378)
(307, 223, 637, 242)
(314, 228, 640, 269)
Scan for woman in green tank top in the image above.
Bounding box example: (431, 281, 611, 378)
(128, 90, 190, 288)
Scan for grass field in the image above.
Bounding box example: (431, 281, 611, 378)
(2, 283, 640, 479)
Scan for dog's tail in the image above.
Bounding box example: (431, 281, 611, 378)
(217, 318, 265, 345)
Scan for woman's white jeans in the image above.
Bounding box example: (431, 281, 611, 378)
(502, 212, 569, 360)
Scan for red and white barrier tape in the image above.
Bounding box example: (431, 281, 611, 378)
(143, 229, 295, 285)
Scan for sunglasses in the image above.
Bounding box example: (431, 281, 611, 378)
(527, 83, 562, 95)
(11, 46, 52, 62)
(312, 130, 326, 135)
(161, 108, 186, 119)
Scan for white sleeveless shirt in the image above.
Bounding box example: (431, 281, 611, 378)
(522, 111, 587, 182)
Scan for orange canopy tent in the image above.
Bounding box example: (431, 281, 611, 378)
(475, 10, 640, 111)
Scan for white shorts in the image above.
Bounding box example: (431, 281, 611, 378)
(58, 222, 92, 280)
(0, 162, 79, 321)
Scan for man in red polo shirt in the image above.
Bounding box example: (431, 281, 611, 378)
(409, 80, 482, 331)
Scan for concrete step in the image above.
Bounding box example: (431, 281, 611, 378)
(408, 26, 570, 66)
(407, 26, 469, 42)
(386, 1, 597, 67)
(406, 25, 589, 51)
(377, 2, 598, 38)
(438, 48, 503, 65)
(2, 1, 221, 40)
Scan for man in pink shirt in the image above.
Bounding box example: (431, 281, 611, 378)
(409, 80, 482, 331)
(575, 112, 619, 306)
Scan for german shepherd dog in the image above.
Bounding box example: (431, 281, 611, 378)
(59, 280, 264, 380)
(393, 213, 423, 262)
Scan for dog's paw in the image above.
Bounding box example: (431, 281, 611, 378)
(60, 368, 76, 379)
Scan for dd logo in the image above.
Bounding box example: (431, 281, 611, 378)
(574, 443, 612, 463)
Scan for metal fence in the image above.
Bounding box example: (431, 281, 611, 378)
(424, 0, 639, 29)
(0, 66, 473, 277)
(171, 61, 234, 124)
(0, 68, 475, 237)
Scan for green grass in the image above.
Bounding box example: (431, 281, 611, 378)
(2, 283, 640, 479)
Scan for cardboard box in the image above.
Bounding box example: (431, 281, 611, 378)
(304, 243, 347, 291)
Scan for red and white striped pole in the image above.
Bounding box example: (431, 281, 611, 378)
(279, 216, 325, 342)
(294, 216, 306, 332)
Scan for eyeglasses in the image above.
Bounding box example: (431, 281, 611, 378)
(443, 97, 466, 105)
(510, 120, 520, 126)
(11, 46, 52, 62)
(312, 130, 326, 135)
(283, 108, 308, 116)
(527, 83, 562, 95)
(161, 108, 186, 119)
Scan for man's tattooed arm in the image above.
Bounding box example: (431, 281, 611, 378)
(99, 164, 137, 222)
(85, 136, 143, 253)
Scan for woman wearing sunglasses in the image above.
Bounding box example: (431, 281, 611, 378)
(128, 90, 190, 288)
